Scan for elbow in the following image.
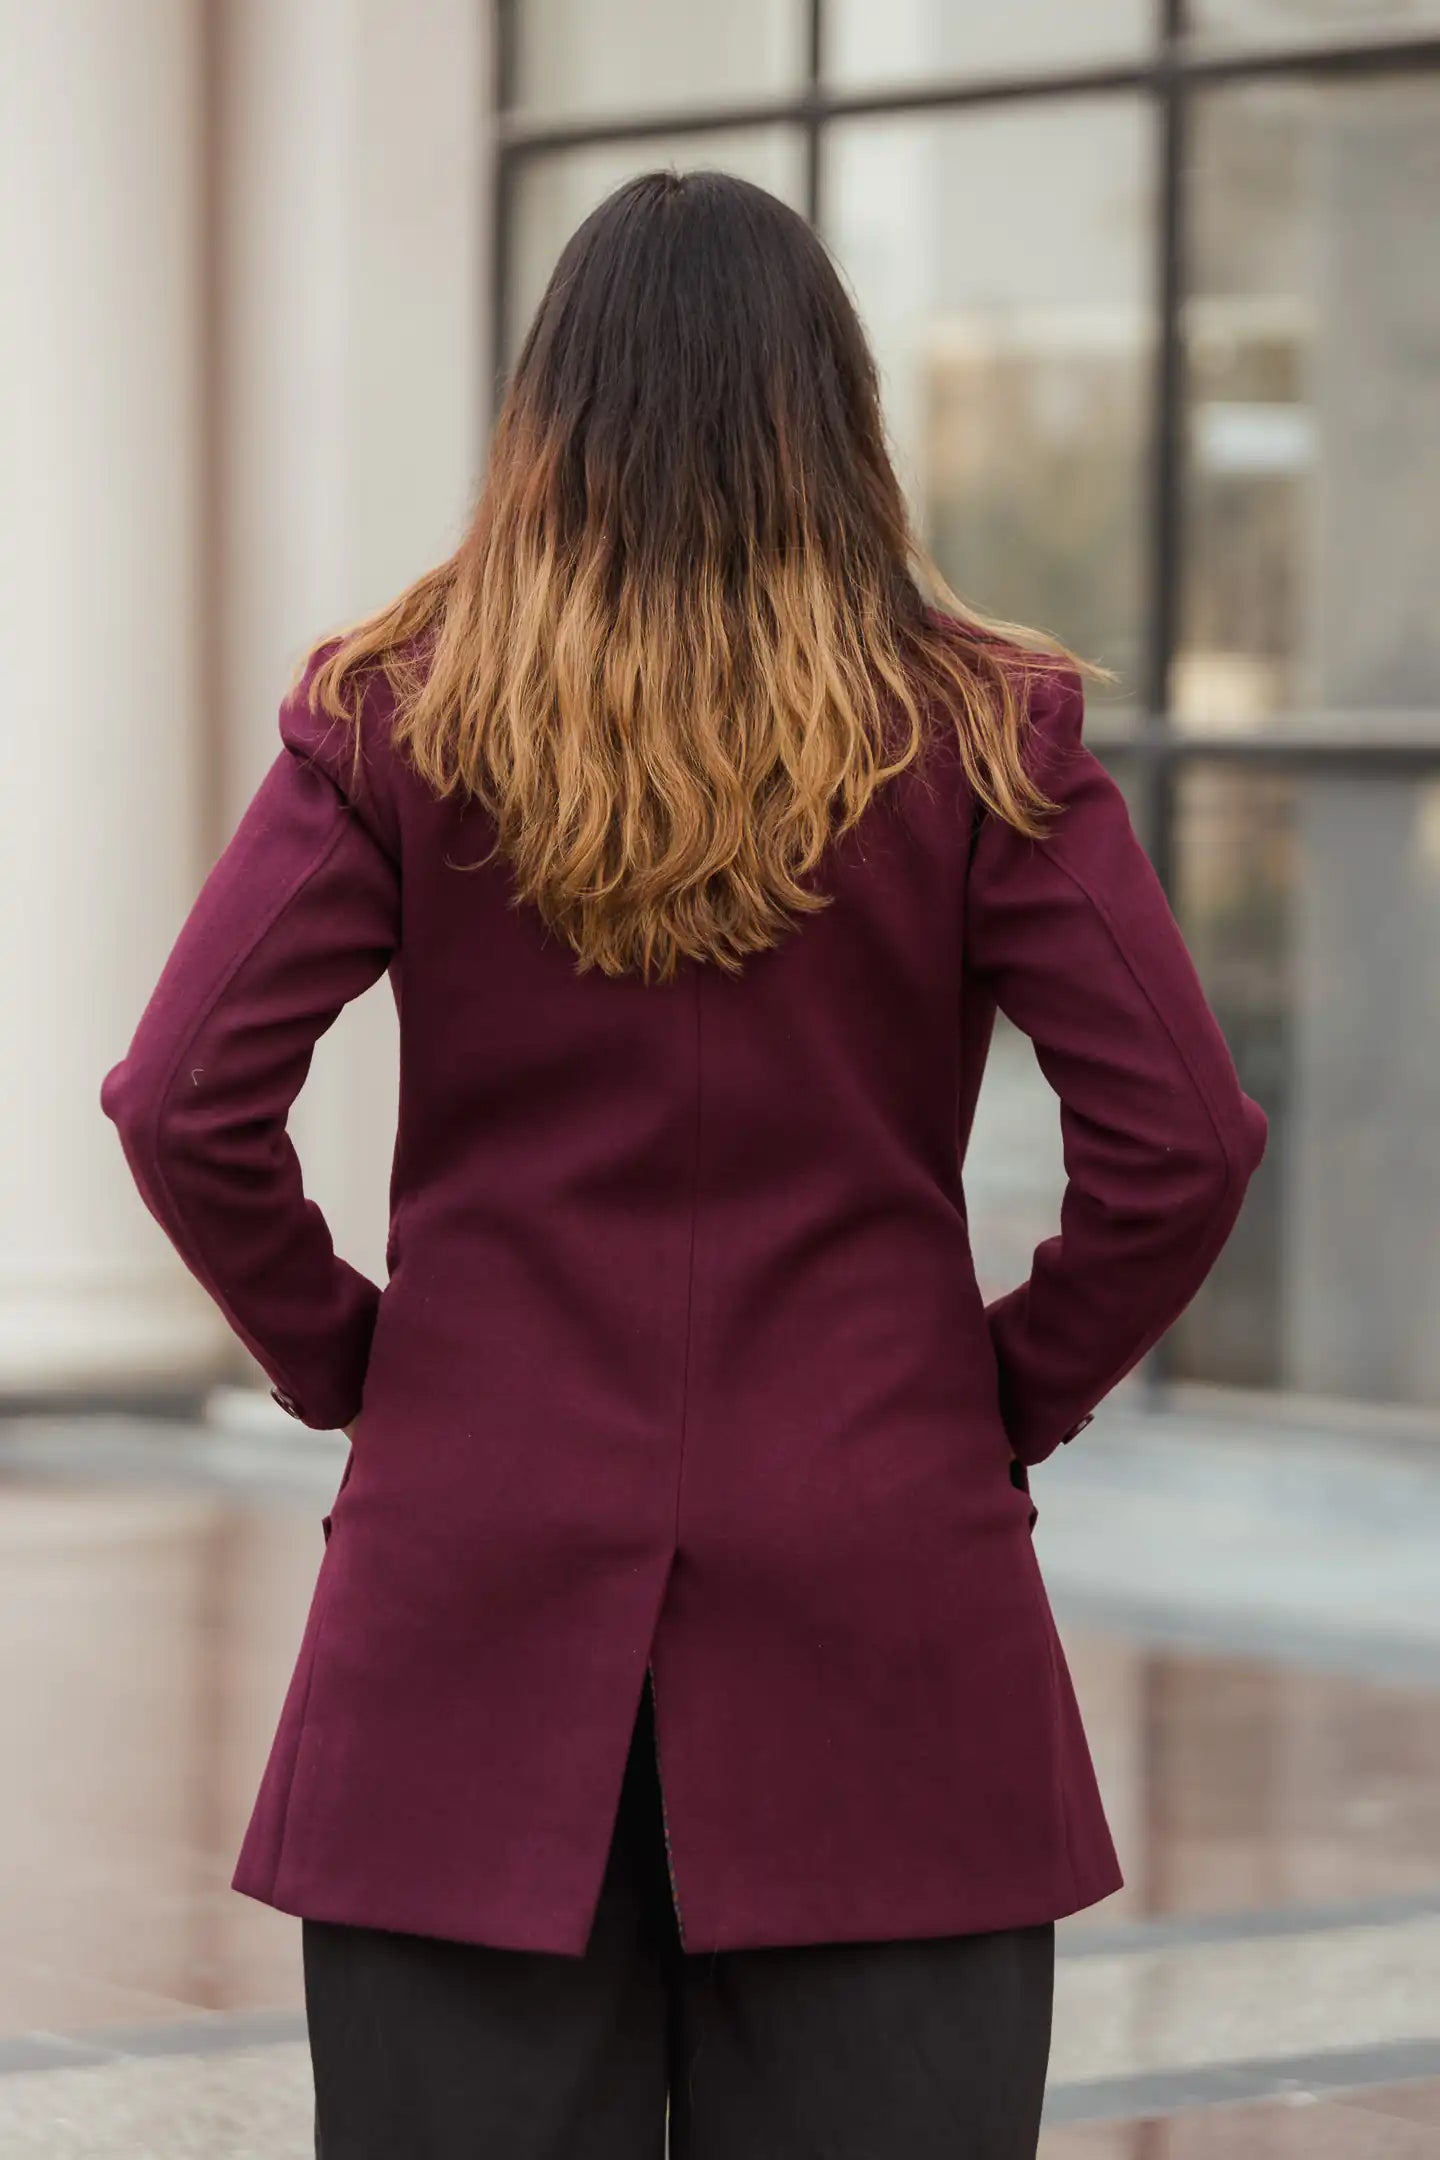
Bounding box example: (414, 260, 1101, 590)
(100, 1053, 152, 1150)
(1169, 1087, 1268, 1235)
(1237, 1091, 1269, 1178)
(101, 1048, 183, 1172)
(104, 1049, 271, 1196)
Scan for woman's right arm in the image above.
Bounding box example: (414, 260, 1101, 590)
(100, 649, 399, 1434)
(965, 665, 1268, 1466)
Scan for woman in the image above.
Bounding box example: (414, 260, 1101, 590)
(101, 171, 1266, 2157)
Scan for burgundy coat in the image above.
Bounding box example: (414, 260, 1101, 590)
(101, 633, 1267, 1957)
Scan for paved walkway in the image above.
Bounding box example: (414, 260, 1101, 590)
(0, 1400, 1436, 2153)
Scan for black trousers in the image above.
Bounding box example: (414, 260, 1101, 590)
(303, 1675, 1054, 2158)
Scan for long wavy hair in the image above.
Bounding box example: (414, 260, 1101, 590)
(299, 169, 1095, 981)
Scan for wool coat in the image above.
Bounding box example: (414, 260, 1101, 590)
(100, 629, 1268, 1958)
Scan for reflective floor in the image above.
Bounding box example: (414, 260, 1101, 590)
(1, 1401, 1437, 2155)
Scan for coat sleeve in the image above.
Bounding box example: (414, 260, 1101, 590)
(100, 653, 400, 1431)
(965, 665, 1268, 1466)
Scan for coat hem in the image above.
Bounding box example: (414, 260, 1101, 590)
(229, 1853, 1125, 1961)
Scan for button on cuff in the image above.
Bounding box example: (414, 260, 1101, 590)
(1061, 1410, 1095, 1444)
(270, 1385, 302, 1419)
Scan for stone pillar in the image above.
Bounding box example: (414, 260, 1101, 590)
(0, 0, 220, 1391)
(0, 0, 488, 1403)
(211, 0, 488, 1396)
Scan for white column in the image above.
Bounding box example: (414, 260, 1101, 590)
(211, 0, 489, 1409)
(0, 1, 221, 1389)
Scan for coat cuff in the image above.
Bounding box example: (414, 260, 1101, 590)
(261, 1270, 379, 1432)
(269, 1376, 365, 1433)
(1005, 1402, 1097, 1468)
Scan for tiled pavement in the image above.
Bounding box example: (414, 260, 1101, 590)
(1, 1400, 1437, 2155)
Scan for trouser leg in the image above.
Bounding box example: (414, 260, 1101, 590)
(302, 1674, 677, 2160)
(669, 1918, 1055, 2160)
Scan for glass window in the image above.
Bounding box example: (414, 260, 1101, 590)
(507, 132, 809, 364)
(826, 0, 1153, 88)
(509, 0, 808, 120)
(1187, 0, 1440, 52)
(1172, 763, 1440, 1406)
(823, 98, 1154, 715)
(1177, 76, 1440, 736)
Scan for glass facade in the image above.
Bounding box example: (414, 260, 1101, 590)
(509, 0, 808, 118)
(825, 0, 1153, 84)
(492, 1, 1440, 1413)
(825, 98, 1153, 712)
(1180, 75, 1440, 738)
(1186, 0, 1440, 53)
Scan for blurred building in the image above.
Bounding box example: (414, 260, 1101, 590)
(8, 0, 1440, 1425)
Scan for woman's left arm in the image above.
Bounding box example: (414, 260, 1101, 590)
(100, 658, 399, 1432)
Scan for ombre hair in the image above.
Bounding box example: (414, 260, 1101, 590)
(300, 169, 1098, 982)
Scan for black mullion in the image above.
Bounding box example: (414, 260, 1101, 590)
(491, 152, 514, 405)
(499, 62, 1158, 156)
(1137, 0, 1188, 1403)
(1092, 733, 1440, 774)
(496, 33, 1440, 160)
(489, 2, 518, 409)
(1183, 29, 1440, 86)
(494, 0, 518, 110)
(803, 0, 824, 228)
(1140, 0, 1187, 896)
